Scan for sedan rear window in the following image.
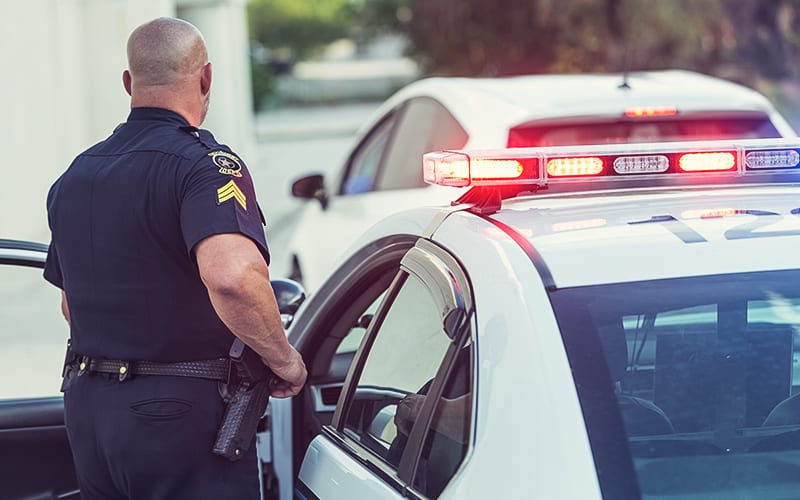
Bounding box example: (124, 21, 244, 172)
(550, 269, 800, 499)
(508, 115, 782, 147)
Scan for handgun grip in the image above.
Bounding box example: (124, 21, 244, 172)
(212, 379, 271, 461)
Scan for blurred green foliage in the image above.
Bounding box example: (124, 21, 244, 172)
(248, 0, 800, 110)
(248, 0, 352, 61)
(403, 0, 800, 82)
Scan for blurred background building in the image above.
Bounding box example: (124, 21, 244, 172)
(1, 0, 255, 243)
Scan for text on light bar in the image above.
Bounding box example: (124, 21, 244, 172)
(745, 150, 800, 169)
(613, 155, 669, 174)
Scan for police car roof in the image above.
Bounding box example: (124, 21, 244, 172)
(489, 184, 800, 288)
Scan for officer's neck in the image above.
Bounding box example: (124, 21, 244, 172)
(129, 86, 205, 127)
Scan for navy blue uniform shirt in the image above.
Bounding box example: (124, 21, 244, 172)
(44, 107, 269, 362)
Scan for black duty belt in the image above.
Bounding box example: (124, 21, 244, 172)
(77, 357, 230, 382)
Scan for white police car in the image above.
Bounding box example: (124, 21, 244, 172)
(277, 138, 800, 499)
(286, 70, 797, 292)
(7, 138, 800, 499)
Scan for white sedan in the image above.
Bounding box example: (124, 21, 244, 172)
(7, 138, 800, 499)
(286, 70, 797, 292)
(286, 138, 800, 499)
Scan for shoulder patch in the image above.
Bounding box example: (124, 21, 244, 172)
(209, 150, 243, 177)
(217, 179, 247, 211)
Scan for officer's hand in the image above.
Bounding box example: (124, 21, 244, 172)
(268, 348, 307, 398)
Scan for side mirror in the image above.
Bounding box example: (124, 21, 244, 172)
(291, 174, 329, 210)
(271, 278, 306, 328)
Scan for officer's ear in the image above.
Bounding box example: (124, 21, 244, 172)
(123, 70, 132, 96)
(200, 62, 212, 97)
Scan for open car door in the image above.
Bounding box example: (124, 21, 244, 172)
(0, 239, 78, 499)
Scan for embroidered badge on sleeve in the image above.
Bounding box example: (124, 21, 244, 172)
(217, 180, 247, 210)
(209, 151, 243, 177)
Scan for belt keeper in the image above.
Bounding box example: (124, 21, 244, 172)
(77, 356, 90, 376)
(118, 361, 130, 382)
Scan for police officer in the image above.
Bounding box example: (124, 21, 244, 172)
(43, 17, 307, 500)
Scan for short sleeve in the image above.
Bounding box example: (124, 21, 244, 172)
(43, 241, 64, 288)
(180, 149, 271, 264)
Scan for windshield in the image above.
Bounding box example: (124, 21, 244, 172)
(508, 116, 781, 147)
(550, 269, 800, 499)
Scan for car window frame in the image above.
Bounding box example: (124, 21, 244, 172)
(337, 106, 405, 196)
(325, 238, 475, 492)
(0, 240, 70, 401)
(373, 96, 468, 192)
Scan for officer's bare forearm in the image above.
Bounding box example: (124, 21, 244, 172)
(195, 233, 296, 369)
(206, 270, 295, 367)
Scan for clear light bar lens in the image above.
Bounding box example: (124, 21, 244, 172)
(423, 154, 470, 187)
(613, 155, 669, 174)
(547, 157, 604, 177)
(678, 152, 736, 172)
(423, 154, 524, 186)
(745, 149, 800, 169)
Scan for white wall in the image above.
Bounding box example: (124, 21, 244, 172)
(0, 0, 254, 243)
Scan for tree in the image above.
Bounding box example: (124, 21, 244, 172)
(247, 0, 353, 61)
(397, 0, 800, 83)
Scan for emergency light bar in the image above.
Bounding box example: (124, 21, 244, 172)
(423, 138, 800, 189)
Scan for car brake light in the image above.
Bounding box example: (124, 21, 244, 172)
(624, 106, 678, 117)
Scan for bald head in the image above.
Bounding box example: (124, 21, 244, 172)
(127, 17, 208, 87)
(124, 17, 213, 126)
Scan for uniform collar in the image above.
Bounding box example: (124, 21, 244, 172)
(127, 107, 190, 126)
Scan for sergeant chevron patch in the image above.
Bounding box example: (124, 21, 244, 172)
(217, 180, 247, 210)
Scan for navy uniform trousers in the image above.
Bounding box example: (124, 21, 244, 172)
(64, 372, 260, 500)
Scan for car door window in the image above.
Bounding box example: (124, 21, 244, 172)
(341, 113, 398, 195)
(343, 275, 451, 463)
(334, 292, 384, 355)
(375, 97, 468, 191)
(0, 263, 67, 399)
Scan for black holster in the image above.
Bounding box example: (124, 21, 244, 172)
(212, 339, 276, 461)
(60, 339, 78, 393)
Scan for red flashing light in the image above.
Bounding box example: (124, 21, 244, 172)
(546, 157, 604, 177)
(678, 152, 736, 172)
